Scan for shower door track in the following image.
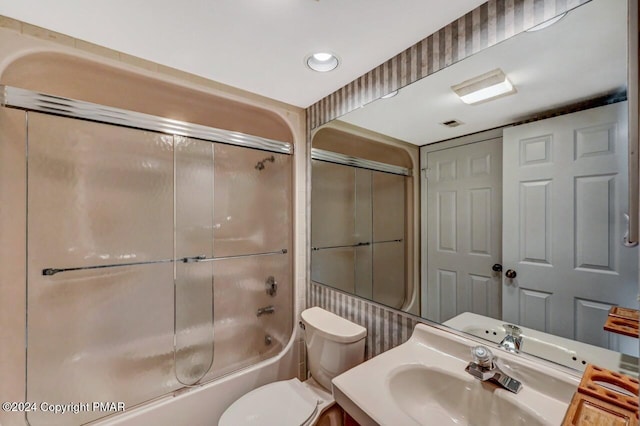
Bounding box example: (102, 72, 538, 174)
(0, 85, 293, 155)
(311, 148, 410, 176)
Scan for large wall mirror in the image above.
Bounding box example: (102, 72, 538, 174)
(311, 0, 639, 375)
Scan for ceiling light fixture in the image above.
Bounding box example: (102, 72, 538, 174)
(306, 52, 339, 72)
(451, 68, 516, 105)
(526, 13, 567, 32)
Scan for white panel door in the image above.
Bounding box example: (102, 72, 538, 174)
(426, 138, 502, 323)
(502, 102, 638, 352)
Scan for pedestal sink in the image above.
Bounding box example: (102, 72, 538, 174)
(331, 323, 580, 426)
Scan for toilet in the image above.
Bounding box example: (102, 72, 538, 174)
(219, 307, 367, 426)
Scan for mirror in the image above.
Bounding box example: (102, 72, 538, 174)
(311, 0, 639, 375)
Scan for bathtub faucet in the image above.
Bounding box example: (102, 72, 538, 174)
(257, 305, 275, 317)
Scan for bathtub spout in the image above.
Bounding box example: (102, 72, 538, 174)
(257, 305, 275, 317)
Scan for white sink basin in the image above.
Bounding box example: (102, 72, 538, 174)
(332, 323, 580, 426)
(388, 365, 545, 425)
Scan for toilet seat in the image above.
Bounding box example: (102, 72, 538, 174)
(219, 378, 319, 426)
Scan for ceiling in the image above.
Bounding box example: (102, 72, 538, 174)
(339, 0, 627, 145)
(0, 0, 487, 108)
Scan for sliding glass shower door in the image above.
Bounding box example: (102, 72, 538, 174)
(175, 136, 215, 385)
(27, 113, 178, 426)
(311, 159, 406, 308)
(25, 112, 292, 425)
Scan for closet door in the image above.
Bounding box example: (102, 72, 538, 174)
(26, 113, 177, 426)
(502, 102, 637, 352)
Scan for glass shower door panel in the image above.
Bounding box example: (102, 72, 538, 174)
(311, 160, 357, 248)
(175, 262, 214, 384)
(27, 265, 177, 426)
(372, 171, 405, 242)
(27, 113, 174, 269)
(204, 253, 291, 380)
(175, 136, 214, 385)
(355, 168, 372, 244)
(355, 245, 372, 299)
(372, 241, 406, 309)
(311, 248, 355, 293)
(26, 114, 176, 425)
(213, 144, 291, 257)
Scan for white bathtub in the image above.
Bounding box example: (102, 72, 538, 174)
(90, 325, 297, 426)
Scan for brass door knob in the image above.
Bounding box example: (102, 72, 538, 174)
(492, 264, 503, 272)
(505, 269, 517, 279)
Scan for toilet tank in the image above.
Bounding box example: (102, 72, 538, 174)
(300, 307, 367, 390)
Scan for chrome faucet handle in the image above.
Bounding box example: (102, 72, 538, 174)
(471, 345, 494, 368)
(466, 345, 523, 393)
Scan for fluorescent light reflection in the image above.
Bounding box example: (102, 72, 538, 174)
(459, 79, 514, 104)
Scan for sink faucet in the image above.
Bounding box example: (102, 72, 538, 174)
(465, 346, 522, 394)
(499, 324, 523, 353)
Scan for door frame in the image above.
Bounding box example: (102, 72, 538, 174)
(419, 128, 503, 318)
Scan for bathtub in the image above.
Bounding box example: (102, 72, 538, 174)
(88, 322, 297, 425)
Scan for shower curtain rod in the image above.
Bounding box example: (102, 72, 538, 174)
(0, 85, 293, 155)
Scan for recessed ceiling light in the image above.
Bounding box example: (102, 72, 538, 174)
(451, 68, 516, 105)
(306, 52, 339, 72)
(526, 13, 567, 32)
(381, 90, 399, 99)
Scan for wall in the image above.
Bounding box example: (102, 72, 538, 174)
(0, 17, 307, 426)
(305, 0, 590, 359)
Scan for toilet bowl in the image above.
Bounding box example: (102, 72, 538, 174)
(219, 307, 366, 426)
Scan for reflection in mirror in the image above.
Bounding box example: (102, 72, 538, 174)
(311, 150, 410, 310)
(310, 0, 639, 375)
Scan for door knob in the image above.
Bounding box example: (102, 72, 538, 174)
(505, 269, 517, 279)
(492, 264, 503, 272)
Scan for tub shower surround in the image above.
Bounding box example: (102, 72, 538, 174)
(306, 0, 590, 358)
(3, 87, 294, 426)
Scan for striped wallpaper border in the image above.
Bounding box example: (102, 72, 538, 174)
(306, 0, 589, 131)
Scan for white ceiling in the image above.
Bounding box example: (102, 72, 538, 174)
(339, 0, 627, 145)
(0, 0, 487, 108)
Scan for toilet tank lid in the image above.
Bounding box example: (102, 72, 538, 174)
(301, 307, 367, 343)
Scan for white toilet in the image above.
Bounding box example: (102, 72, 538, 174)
(219, 307, 367, 426)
